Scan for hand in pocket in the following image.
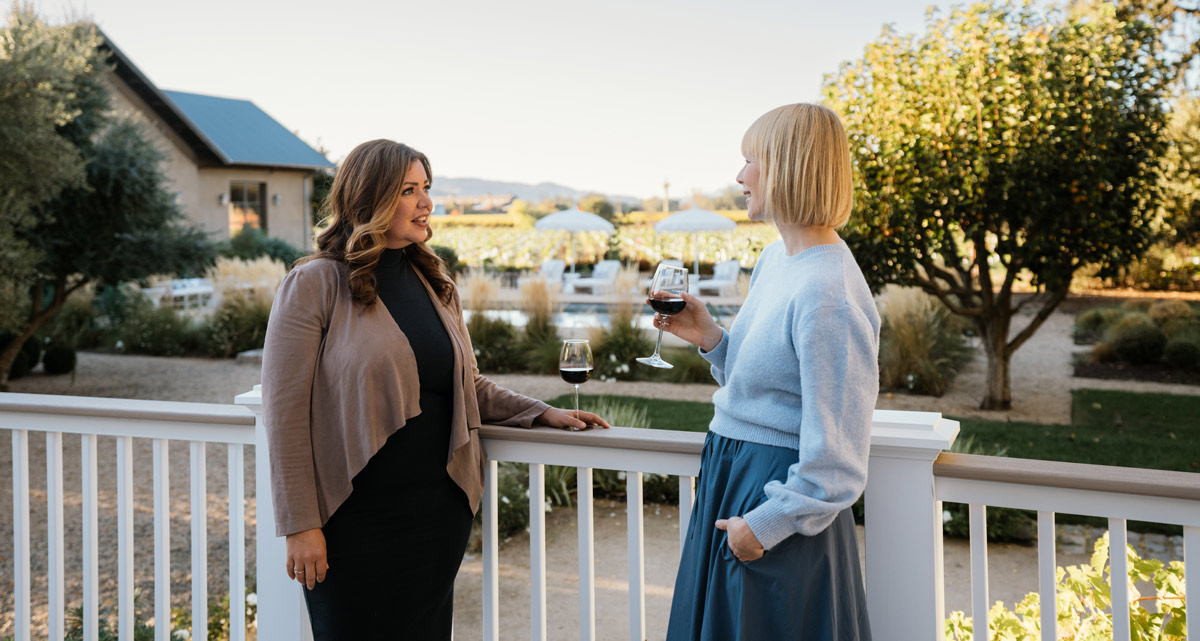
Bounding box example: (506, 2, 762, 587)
(715, 516, 764, 563)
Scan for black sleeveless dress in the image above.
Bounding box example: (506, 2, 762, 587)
(303, 248, 472, 640)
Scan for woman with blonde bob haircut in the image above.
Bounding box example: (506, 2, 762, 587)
(659, 104, 878, 640)
(261, 139, 609, 640)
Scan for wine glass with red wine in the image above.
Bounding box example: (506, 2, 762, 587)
(636, 263, 689, 369)
(559, 339, 594, 431)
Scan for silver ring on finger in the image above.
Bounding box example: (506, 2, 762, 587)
(295, 567, 304, 573)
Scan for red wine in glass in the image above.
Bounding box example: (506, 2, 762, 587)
(559, 339, 594, 430)
(559, 367, 593, 384)
(648, 297, 686, 316)
(637, 263, 689, 369)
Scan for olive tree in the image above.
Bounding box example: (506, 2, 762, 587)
(824, 2, 1171, 409)
(0, 13, 211, 387)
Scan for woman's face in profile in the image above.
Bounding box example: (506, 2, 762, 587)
(737, 156, 764, 221)
(386, 160, 433, 249)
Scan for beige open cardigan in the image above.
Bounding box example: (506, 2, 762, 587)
(261, 257, 550, 537)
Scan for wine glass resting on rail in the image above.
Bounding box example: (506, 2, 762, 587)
(636, 263, 689, 369)
(559, 338, 594, 431)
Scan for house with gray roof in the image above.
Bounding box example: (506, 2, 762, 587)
(99, 31, 333, 250)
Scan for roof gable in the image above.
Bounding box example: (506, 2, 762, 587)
(96, 27, 333, 171)
(162, 90, 334, 170)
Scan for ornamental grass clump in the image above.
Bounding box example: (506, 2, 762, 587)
(1108, 313, 1167, 364)
(877, 286, 972, 396)
(1075, 306, 1127, 342)
(458, 267, 502, 311)
(516, 276, 561, 374)
(1163, 336, 1200, 370)
(1147, 299, 1193, 325)
(206, 255, 286, 307)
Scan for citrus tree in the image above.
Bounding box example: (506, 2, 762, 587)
(824, 1, 1172, 409)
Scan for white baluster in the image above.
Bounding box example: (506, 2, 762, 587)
(1185, 526, 1198, 641)
(968, 504, 988, 641)
(529, 463, 547, 641)
(12, 430, 30, 641)
(191, 442, 208, 641)
(577, 467, 595, 641)
(482, 459, 499, 641)
(81, 434, 99, 641)
(47, 431, 65, 640)
(627, 471, 645, 641)
(678, 476, 695, 553)
(153, 438, 171, 641)
(117, 436, 134, 641)
(1037, 512, 1056, 641)
(228, 444, 246, 641)
(1110, 519, 1130, 641)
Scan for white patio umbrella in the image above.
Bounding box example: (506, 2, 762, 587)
(654, 206, 737, 277)
(534, 206, 615, 273)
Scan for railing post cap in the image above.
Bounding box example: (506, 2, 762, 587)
(234, 385, 262, 409)
(870, 409, 960, 458)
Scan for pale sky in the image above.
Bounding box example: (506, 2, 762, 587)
(35, 0, 957, 199)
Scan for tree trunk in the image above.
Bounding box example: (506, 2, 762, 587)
(978, 310, 1013, 410)
(0, 279, 83, 390)
(0, 325, 38, 391)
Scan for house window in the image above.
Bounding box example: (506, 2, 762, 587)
(229, 181, 267, 234)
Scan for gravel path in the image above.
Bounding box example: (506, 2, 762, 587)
(3, 308, 1198, 638)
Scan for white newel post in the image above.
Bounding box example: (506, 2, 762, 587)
(236, 386, 314, 641)
(864, 410, 959, 641)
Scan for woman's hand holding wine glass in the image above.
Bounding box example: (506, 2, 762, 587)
(651, 290, 724, 352)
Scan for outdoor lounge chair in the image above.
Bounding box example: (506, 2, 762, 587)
(570, 260, 621, 294)
(520, 259, 566, 290)
(696, 259, 741, 297)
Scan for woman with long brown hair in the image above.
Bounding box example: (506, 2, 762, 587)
(261, 139, 609, 639)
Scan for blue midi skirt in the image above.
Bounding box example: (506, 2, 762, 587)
(666, 432, 871, 641)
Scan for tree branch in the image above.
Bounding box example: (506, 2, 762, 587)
(913, 272, 983, 317)
(920, 257, 974, 299)
(1007, 286, 1070, 355)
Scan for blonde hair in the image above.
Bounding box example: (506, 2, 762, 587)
(301, 139, 455, 306)
(741, 103, 853, 227)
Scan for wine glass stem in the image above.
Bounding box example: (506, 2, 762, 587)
(652, 327, 665, 359)
(573, 384, 580, 420)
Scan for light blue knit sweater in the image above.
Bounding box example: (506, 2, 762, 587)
(700, 239, 880, 550)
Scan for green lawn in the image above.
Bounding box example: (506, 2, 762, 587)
(545, 393, 713, 433)
(957, 389, 1200, 473)
(547, 389, 1200, 474)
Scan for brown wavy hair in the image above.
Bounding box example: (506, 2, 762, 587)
(301, 139, 456, 307)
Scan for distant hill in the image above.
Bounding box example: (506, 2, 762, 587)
(430, 177, 640, 205)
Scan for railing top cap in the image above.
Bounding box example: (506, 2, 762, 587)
(0, 392, 256, 426)
(935, 452, 1200, 501)
(479, 424, 705, 455)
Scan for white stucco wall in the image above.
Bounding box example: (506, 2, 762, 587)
(104, 73, 315, 251)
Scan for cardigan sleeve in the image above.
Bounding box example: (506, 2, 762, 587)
(261, 264, 329, 536)
(455, 296, 550, 427)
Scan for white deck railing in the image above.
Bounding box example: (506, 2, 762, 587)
(3, 392, 254, 641)
(933, 453, 1199, 641)
(4, 389, 1196, 641)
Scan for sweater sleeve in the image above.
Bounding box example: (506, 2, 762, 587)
(260, 265, 329, 536)
(455, 297, 550, 427)
(698, 328, 731, 386)
(741, 304, 879, 549)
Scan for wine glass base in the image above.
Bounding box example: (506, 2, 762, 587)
(636, 356, 674, 369)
